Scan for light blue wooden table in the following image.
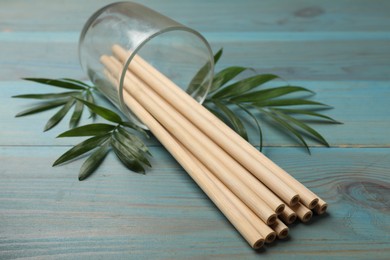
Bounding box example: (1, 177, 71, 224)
(1, 0, 389, 259)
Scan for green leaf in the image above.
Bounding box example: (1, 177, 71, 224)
(272, 109, 330, 147)
(236, 104, 263, 151)
(187, 48, 223, 96)
(187, 61, 214, 96)
(231, 86, 314, 103)
(213, 101, 248, 140)
(86, 90, 95, 102)
(69, 100, 84, 128)
(57, 123, 116, 137)
(53, 134, 111, 166)
(44, 99, 75, 131)
(23, 78, 86, 90)
(78, 141, 110, 181)
(114, 130, 151, 166)
(212, 74, 278, 99)
(85, 90, 96, 119)
(77, 99, 122, 123)
(111, 137, 146, 174)
(15, 99, 69, 117)
(209, 66, 247, 93)
(117, 127, 150, 155)
(12, 91, 80, 100)
(120, 121, 148, 137)
(61, 78, 91, 88)
(273, 108, 342, 124)
(253, 98, 330, 107)
(204, 103, 231, 126)
(213, 48, 223, 64)
(262, 109, 310, 153)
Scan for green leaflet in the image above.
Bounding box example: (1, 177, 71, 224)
(209, 66, 247, 93)
(85, 90, 97, 119)
(187, 62, 213, 96)
(252, 98, 329, 107)
(272, 108, 342, 124)
(262, 109, 310, 153)
(203, 103, 231, 125)
(53, 133, 111, 166)
(44, 99, 75, 131)
(117, 127, 150, 155)
(57, 123, 116, 137)
(77, 99, 122, 124)
(111, 137, 146, 174)
(236, 103, 263, 151)
(271, 109, 329, 147)
(230, 86, 314, 103)
(213, 101, 248, 140)
(61, 78, 91, 88)
(78, 141, 110, 181)
(120, 121, 148, 136)
(113, 130, 151, 167)
(55, 121, 150, 179)
(23, 78, 86, 90)
(212, 74, 279, 99)
(186, 48, 222, 95)
(213, 48, 223, 64)
(15, 99, 69, 117)
(12, 91, 79, 99)
(15, 78, 98, 130)
(69, 100, 84, 129)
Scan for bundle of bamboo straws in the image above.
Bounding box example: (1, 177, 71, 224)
(100, 44, 328, 249)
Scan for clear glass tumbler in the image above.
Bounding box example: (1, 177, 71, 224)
(79, 1, 214, 127)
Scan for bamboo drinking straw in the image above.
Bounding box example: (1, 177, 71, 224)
(184, 144, 277, 244)
(113, 45, 318, 208)
(103, 69, 265, 249)
(101, 55, 277, 225)
(112, 44, 301, 207)
(139, 82, 286, 215)
(111, 55, 278, 224)
(315, 198, 328, 215)
(291, 202, 313, 223)
(270, 219, 289, 239)
(280, 205, 297, 225)
(110, 55, 284, 215)
(119, 60, 286, 215)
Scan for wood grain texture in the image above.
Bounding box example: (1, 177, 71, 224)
(1, 34, 389, 81)
(1, 0, 390, 32)
(1, 0, 389, 259)
(1, 147, 389, 259)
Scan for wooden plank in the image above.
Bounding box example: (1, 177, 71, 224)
(2, 80, 389, 147)
(0, 41, 83, 81)
(1, 146, 389, 259)
(1, 0, 389, 258)
(1, 35, 390, 81)
(1, 0, 390, 32)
